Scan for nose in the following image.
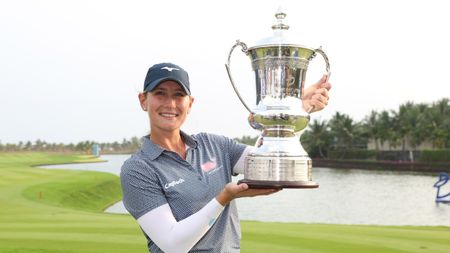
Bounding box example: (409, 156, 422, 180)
(164, 95, 177, 108)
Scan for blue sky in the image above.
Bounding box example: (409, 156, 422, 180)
(1, 0, 449, 143)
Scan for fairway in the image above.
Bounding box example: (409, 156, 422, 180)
(1, 153, 449, 253)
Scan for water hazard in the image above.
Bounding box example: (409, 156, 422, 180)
(39, 154, 450, 226)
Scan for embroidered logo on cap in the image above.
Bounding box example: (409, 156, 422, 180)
(161, 66, 180, 72)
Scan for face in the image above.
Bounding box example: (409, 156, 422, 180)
(139, 81, 194, 134)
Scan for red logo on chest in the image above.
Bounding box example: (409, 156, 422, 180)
(201, 158, 217, 172)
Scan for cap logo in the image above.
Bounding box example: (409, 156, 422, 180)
(161, 66, 179, 72)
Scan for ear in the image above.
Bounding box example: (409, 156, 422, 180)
(188, 96, 195, 113)
(138, 93, 147, 111)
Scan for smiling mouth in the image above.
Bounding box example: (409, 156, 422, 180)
(159, 113, 179, 118)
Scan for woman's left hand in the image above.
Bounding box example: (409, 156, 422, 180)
(302, 74, 332, 113)
(216, 183, 281, 206)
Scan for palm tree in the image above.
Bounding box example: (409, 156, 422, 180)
(428, 98, 450, 148)
(376, 110, 396, 149)
(328, 112, 359, 158)
(409, 103, 430, 149)
(363, 110, 380, 150)
(302, 119, 331, 158)
(393, 102, 416, 151)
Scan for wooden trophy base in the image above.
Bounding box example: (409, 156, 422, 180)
(238, 179, 319, 189)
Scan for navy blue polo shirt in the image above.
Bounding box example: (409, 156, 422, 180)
(120, 131, 247, 253)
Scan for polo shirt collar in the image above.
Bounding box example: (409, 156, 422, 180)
(180, 130, 198, 149)
(141, 130, 198, 160)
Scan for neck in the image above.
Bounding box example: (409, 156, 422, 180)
(150, 129, 186, 159)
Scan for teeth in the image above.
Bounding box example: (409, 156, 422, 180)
(160, 113, 177, 117)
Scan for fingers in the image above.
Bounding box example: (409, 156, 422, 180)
(236, 183, 249, 192)
(225, 182, 248, 195)
(315, 87, 330, 99)
(302, 74, 332, 113)
(312, 94, 326, 104)
(311, 87, 329, 105)
(240, 188, 281, 197)
(303, 89, 330, 113)
(307, 99, 326, 113)
(219, 183, 282, 205)
(235, 184, 281, 197)
(303, 75, 331, 99)
(321, 81, 332, 91)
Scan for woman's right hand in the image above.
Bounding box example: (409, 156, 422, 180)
(215, 183, 281, 206)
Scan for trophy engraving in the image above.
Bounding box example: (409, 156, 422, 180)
(225, 10, 331, 188)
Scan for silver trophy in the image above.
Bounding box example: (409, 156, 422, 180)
(225, 10, 330, 188)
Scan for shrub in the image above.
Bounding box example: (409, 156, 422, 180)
(420, 149, 450, 162)
(328, 149, 377, 160)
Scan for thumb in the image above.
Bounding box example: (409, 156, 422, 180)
(237, 183, 249, 192)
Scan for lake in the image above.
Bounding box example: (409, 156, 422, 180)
(39, 154, 450, 226)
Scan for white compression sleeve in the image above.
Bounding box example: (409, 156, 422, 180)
(137, 199, 224, 253)
(232, 146, 254, 175)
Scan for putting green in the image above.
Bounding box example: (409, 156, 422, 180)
(0, 152, 449, 253)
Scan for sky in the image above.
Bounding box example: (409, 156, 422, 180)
(1, 0, 449, 144)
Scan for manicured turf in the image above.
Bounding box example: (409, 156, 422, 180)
(1, 152, 449, 253)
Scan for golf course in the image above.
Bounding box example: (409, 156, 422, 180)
(1, 152, 449, 253)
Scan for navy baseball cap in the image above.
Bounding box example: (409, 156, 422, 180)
(143, 63, 191, 95)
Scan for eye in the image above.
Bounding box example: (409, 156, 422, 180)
(153, 91, 165, 96)
(174, 92, 187, 97)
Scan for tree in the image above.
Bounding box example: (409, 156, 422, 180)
(409, 103, 431, 149)
(328, 112, 356, 150)
(130, 137, 142, 152)
(24, 141, 32, 151)
(363, 110, 380, 151)
(302, 119, 331, 158)
(428, 98, 450, 148)
(393, 102, 415, 151)
(34, 139, 44, 151)
(378, 110, 397, 149)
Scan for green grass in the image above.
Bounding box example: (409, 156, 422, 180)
(0, 152, 147, 253)
(241, 222, 450, 253)
(1, 152, 450, 253)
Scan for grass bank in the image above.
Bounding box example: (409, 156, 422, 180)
(1, 152, 449, 253)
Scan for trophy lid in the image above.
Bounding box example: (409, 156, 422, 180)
(249, 8, 313, 50)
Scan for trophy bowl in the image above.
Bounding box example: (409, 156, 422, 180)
(225, 10, 330, 189)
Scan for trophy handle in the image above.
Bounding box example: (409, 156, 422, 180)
(314, 46, 331, 82)
(225, 40, 253, 114)
(305, 47, 331, 113)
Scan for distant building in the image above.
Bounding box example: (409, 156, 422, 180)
(91, 144, 101, 157)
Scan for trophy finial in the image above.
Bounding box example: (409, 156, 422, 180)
(272, 6, 289, 30)
(275, 6, 286, 19)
